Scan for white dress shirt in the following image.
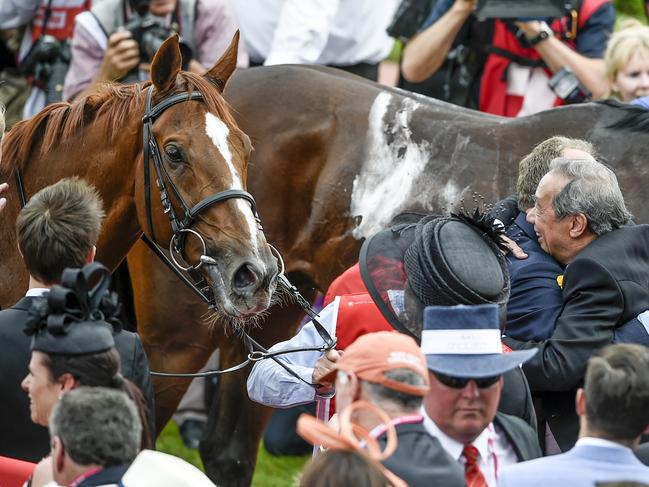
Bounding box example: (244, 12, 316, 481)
(246, 297, 340, 407)
(25, 288, 49, 298)
(423, 412, 518, 487)
(230, 0, 399, 66)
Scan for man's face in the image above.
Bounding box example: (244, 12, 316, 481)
(148, 0, 176, 16)
(526, 171, 574, 264)
(424, 371, 503, 444)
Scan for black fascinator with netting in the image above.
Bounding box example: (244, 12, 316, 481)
(24, 262, 122, 355)
(359, 210, 510, 339)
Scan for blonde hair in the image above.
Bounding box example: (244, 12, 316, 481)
(604, 20, 649, 99)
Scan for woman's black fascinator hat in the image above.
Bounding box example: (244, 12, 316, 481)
(25, 262, 123, 355)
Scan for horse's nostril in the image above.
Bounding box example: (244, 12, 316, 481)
(233, 263, 260, 291)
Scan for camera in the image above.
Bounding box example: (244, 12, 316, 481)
(123, 12, 192, 65)
(548, 67, 590, 104)
(20, 34, 71, 105)
(474, 0, 578, 20)
(386, 0, 435, 42)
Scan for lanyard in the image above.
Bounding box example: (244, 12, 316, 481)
(69, 467, 103, 487)
(368, 414, 424, 439)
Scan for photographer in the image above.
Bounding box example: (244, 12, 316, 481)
(400, 0, 614, 116)
(0, 0, 91, 119)
(63, 0, 247, 101)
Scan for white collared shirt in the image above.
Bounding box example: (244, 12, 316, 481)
(576, 436, 632, 451)
(422, 412, 518, 487)
(25, 288, 49, 298)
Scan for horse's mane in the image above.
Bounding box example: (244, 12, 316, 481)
(598, 98, 649, 133)
(0, 72, 238, 177)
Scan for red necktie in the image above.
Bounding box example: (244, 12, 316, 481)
(463, 444, 489, 487)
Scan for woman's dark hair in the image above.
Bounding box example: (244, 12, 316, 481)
(42, 347, 152, 449)
(300, 450, 393, 487)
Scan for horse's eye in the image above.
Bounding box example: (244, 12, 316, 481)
(165, 145, 184, 164)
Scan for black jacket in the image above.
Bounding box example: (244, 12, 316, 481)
(378, 420, 465, 487)
(494, 411, 543, 461)
(505, 225, 649, 450)
(636, 442, 649, 466)
(78, 464, 130, 486)
(0, 296, 155, 462)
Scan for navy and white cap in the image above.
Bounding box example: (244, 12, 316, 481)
(421, 304, 537, 378)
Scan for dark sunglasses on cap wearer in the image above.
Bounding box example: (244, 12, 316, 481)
(433, 372, 501, 389)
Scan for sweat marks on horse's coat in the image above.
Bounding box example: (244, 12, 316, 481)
(204, 112, 263, 271)
(350, 91, 433, 239)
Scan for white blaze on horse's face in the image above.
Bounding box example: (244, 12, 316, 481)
(204, 112, 262, 266)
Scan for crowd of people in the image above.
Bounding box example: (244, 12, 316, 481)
(1, 1, 649, 487)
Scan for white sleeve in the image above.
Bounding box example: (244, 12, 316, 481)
(0, 0, 39, 29)
(246, 298, 339, 407)
(263, 0, 339, 66)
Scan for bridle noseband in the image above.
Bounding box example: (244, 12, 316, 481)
(140, 85, 259, 309)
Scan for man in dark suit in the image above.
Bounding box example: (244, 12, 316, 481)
(503, 157, 649, 452)
(500, 344, 649, 486)
(0, 178, 154, 462)
(421, 304, 541, 487)
(502, 137, 596, 341)
(321, 330, 466, 487)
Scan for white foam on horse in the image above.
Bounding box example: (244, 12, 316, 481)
(204, 113, 260, 257)
(350, 91, 432, 239)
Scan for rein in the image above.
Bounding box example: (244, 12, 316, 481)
(13, 84, 336, 389)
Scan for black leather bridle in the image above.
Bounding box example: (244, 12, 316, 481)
(139, 85, 259, 310)
(138, 85, 337, 382)
(13, 84, 336, 383)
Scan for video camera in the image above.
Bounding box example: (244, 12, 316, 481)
(20, 34, 71, 105)
(474, 0, 580, 20)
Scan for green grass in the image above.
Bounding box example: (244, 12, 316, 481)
(155, 421, 310, 486)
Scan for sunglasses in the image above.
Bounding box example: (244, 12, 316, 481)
(433, 372, 501, 389)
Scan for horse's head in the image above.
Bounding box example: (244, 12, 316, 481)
(135, 33, 278, 321)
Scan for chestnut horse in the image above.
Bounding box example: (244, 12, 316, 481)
(127, 65, 649, 485)
(0, 36, 278, 356)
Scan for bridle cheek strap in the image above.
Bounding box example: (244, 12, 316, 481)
(140, 85, 258, 308)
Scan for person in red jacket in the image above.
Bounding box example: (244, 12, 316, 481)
(401, 0, 614, 117)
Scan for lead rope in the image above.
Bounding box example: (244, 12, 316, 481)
(149, 245, 337, 389)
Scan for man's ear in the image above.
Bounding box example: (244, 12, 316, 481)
(53, 436, 65, 475)
(86, 245, 96, 264)
(569, 213, 589, 238)
(575, 388, 586, 417)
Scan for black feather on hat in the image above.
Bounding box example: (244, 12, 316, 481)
(24, 262, 122, 355)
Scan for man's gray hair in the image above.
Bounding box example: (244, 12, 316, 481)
(49, 387, 141, 467)
(517, 136, 596, 211)
(361, 368, 425, 412)
(549, 158, 631, 235)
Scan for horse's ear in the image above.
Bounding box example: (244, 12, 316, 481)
(204, 30, 239, 92)
(150, 34, 182, 93)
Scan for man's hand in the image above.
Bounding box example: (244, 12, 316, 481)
(501, 235, 528, 260)
(312, 349, 343, 390)
(97, 31, 141, 82)
(0, 182, 8, 213)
